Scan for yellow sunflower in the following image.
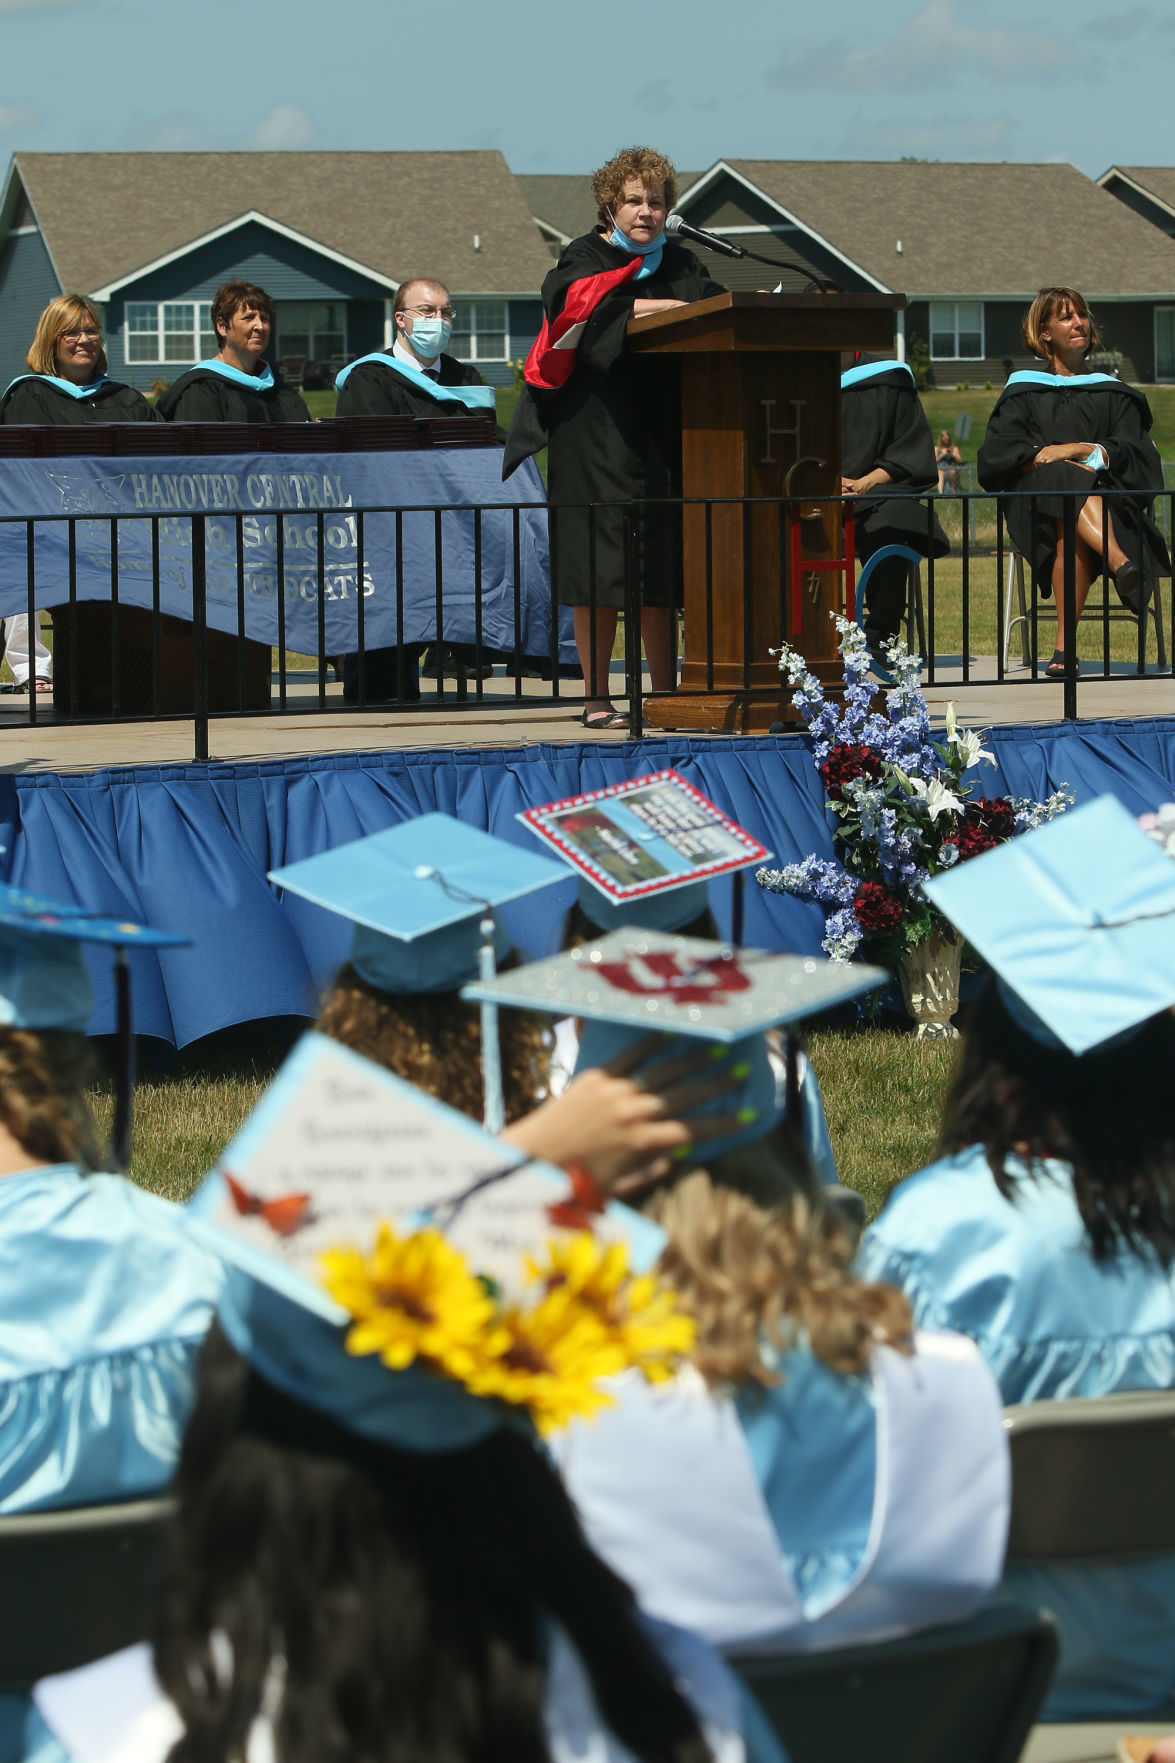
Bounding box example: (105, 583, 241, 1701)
(528, 1235, 696, 1384)
(320, 1224, 499, 1380)
(466, 1287, 627, 1434)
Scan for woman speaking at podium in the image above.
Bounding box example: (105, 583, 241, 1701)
(504, 147, 724, 729)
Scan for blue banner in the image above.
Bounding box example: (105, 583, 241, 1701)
(0, 447, 573, 660)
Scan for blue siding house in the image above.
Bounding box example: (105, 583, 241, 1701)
(0, 151, 553, 393)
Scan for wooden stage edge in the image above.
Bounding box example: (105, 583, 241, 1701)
(0, 668, 1173, 776)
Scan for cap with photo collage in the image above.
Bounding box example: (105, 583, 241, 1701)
(921, 793, 1175, 1055)
(463, 930, 887, 1164)
(185, 1031, 689, 1454)
(518, 770, 769, 937)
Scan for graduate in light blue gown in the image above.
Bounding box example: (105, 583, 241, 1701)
(23, 1047, 786, 1763)
(857, 795, 1175, 1718)
(0, 891, 223, 1763)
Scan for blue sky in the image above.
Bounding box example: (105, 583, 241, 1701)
(1, 0, 1172, 177)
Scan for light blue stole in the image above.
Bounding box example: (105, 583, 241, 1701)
(189, 358, 277, 391)
(1004, 370, 1123, 390)
(841, 359, 914, 390)
(334, 352, 496, 412)
(3, 372, 110, 399)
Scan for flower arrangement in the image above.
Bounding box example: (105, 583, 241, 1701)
(757, 618, 1073, 967)
(321, 1222, 695, 1435)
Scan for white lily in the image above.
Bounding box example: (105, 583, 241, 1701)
(944, 702, 993, 771)
(904, 775, 965, 820)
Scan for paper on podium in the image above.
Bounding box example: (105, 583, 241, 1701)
(187, 1032, 663, 1311)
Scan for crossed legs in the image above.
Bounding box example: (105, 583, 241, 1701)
(1051, 495, 1131, 654)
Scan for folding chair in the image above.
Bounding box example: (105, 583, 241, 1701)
(729, 1603, 1058, 1763)
(1005, 1389, 1175, 1763)
(0, 1497, 174, 1691)
(1003, 544, 1167, 671)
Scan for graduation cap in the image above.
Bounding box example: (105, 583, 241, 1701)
(921, 794, 1175, 1055)
(0, 883, 188, 1170)
(519, 771, 769, 941)
(268, 815, 566, 1131)
(463, 931, 886, 1164)
(187, 1032, 681, 1450)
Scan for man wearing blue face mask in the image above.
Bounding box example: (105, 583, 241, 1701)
(334, 279, 498, 423)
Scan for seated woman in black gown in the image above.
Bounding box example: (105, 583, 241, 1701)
(977, 287, 1170, 678)
(157, 280, 310, 423)
(0, 293, 162, 692)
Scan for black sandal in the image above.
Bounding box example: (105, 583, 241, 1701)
(1045, 649, 1079, 679)
(581, 706, 629, 730)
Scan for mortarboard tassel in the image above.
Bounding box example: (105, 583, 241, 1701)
(111, 946, 134, 1172)
(477, 910, 505, 1134)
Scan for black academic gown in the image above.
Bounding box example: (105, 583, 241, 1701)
(505, 230, 724, 609)
(156, 364, 310, 423)
(976, 372, 1170, 599)
(336, 352, 488, 416)
(0, 376, 163, 424)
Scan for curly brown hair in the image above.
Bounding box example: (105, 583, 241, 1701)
(1021, 287, 1100, 364)
(0, 1028, 104, 1170)
(591, 147, 677, 227)
(644, 1171, 912, 1390)
(316, 963, 550, 1125)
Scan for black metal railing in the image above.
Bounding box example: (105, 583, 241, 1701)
(1, 485, 1170, 757)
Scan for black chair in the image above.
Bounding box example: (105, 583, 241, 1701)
(0, 1497, 174, 1691)
(729, 1604, 1058, 1763)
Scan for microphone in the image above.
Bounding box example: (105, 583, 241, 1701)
(665, 212, 747, 259)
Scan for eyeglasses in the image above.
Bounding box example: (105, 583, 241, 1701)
(404, 305, 455, 321)
(60, 328, 102, 342)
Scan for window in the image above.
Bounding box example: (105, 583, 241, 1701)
(929, 301, 984, 360)
(451, 301, 508, 362)
(125, 301, 215, 364)
(273, 302, 347, 362)
(1156, 308, 1175, 382)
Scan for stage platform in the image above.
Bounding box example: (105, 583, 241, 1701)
(2, 666, 1174, 1050)
(1, 661, 1174, 772)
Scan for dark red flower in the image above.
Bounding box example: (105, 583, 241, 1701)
(820, 743, 885, 795)
(955, 821, 997, 861)
(853, 880, 905, 935)
(969, 796, 1017, 841)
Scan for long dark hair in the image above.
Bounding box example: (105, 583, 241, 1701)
(937, 977, 1175, 1264)
(155, 1325, 710, 1763)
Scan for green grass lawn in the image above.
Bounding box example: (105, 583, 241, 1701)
(97, 1019, 955, 1220)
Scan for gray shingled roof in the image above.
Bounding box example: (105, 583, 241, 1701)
(517, 171, 703, 245)
(1102, 166, 1175, 218)
(716, 160, 1175, 297)
(12, 151, 555, 296)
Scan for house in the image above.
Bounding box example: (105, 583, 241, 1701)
(0, 151, 554, 391)
(1098, 167, 1175, 379)
(517, 172, 701, 257)
(668, 160, 1175, 385)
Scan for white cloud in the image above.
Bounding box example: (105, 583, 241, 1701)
(0, 99, 39, 132)
(241, 103, 318, 150)
(839, 108, 1017, 158)
(767, 0, 1077, 92)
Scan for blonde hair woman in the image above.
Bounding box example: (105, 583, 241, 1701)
(1, 294, 161, 691)
(552, 1148, 1010, 1652)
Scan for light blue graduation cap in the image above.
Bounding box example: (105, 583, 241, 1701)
(576, 875, 711, 936)
(269, 815, 566, 1130)
(268, 814, 565, 996)
(922, 794, 1175, 1055)
(187, 1032, 665, 1454)
(464, 931, 886, 1165)
(0, 882, 189, 1167)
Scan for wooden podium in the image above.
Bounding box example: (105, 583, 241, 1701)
(626, 291, 904, 731)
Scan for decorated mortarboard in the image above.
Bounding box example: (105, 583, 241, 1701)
(268, 814, 567, 1132)
(922, 794, 1175, 1055)
(463, 931, 886, 1163)
(0, 883, 189, 1169)
(187, 1032, 691, 1449)
(519, 772, 769, 933)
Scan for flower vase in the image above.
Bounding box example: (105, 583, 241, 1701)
(898, 934, 962, 1039)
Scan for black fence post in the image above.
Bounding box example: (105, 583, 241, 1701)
(192, 514, 209, 763)
(1062, 494, 1078, 722)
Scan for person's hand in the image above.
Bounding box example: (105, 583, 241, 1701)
(842, 468, 893, 496)
(1031, 442, 1096, 470)
(632, 298, 687, 318)
(501, 1033, 751, 1189)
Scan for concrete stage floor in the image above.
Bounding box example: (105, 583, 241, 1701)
(1, 661, 1173, 773)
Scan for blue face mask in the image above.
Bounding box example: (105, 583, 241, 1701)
(606, 212, 665, 257)
(403, 316, 451, 360)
